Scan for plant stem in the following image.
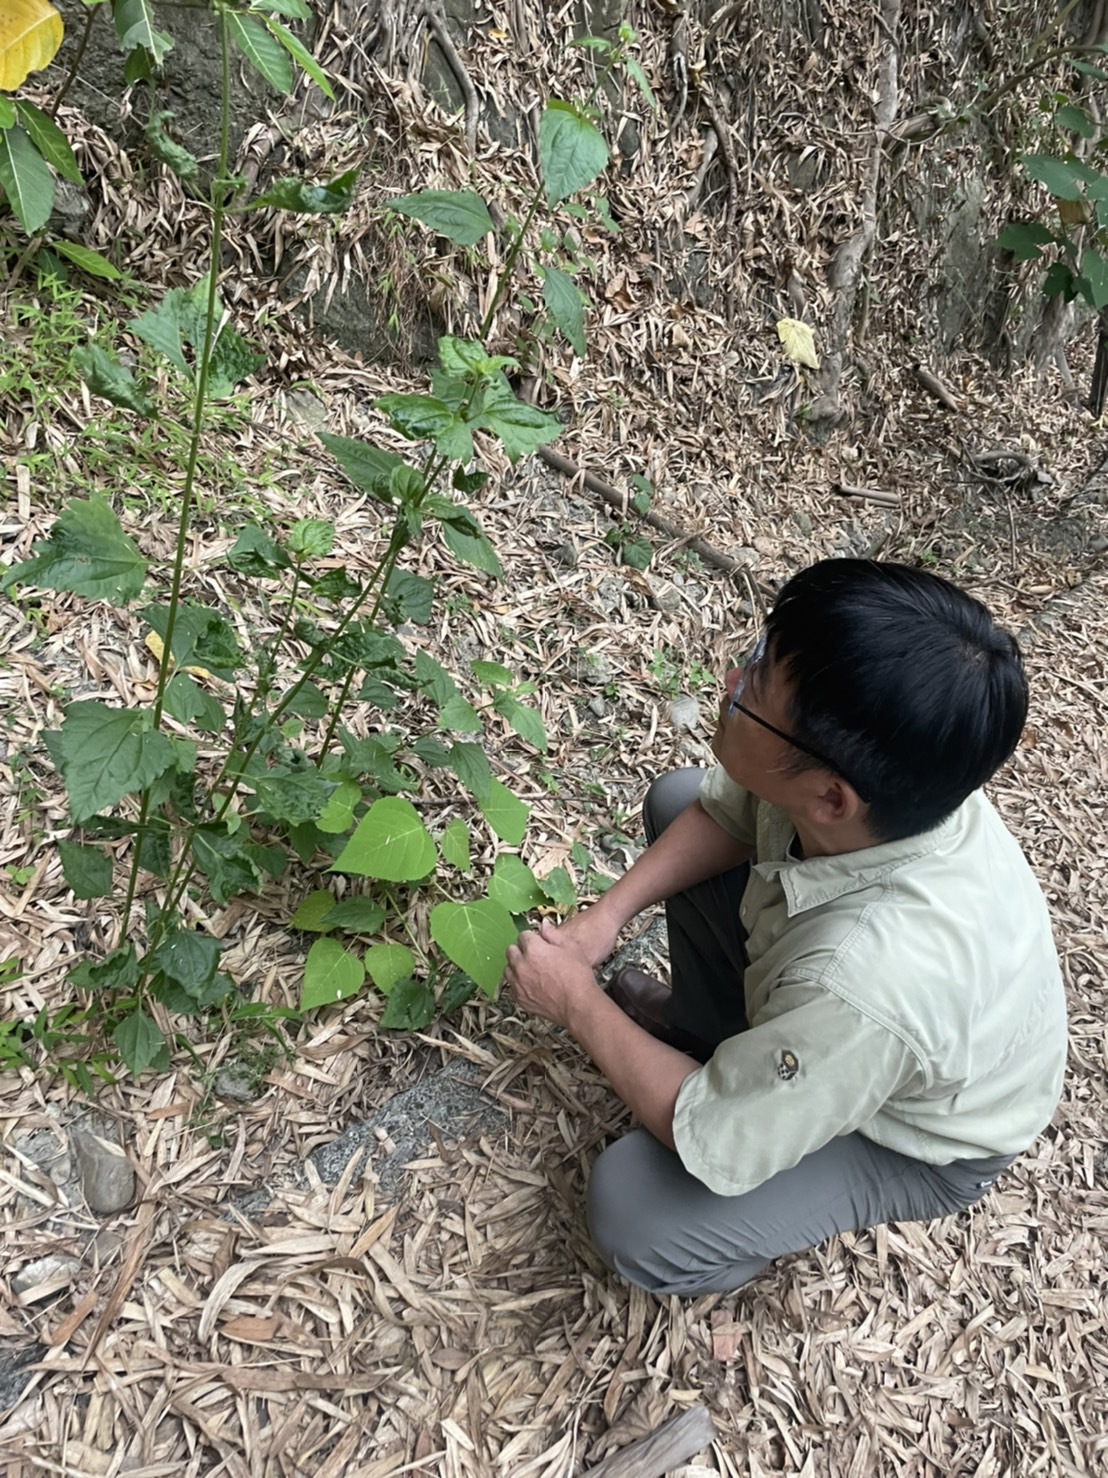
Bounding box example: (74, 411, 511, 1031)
(50, 4, 99, 120)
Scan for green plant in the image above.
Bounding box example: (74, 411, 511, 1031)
(602, 473, 653, 571)
(4, 10, 651, 1074)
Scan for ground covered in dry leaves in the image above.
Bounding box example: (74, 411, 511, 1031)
(3, 3, 1108, 1474)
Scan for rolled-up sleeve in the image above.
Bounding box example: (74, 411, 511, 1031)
(698, 765, 759, 848)
(672, 985, 922, 1197)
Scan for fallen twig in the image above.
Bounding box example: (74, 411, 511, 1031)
(832, 481, 901, 508)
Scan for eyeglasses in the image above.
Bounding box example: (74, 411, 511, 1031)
(727, 635, 872, 802)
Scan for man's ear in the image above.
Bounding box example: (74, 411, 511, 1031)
(808, 775, 865, 827)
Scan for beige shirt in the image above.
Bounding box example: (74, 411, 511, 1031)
(672, 767, 1068, 1198)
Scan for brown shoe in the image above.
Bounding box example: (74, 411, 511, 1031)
(607, 968, 715, 1062)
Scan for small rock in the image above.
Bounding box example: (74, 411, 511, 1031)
(12, 1255, 82, 1296)
(1090, 533, 1108, 555)
(214, 1065, 257, 1103)
(654, 584, 682, 613)
(14, 1126, 72, 1188)
(554, 540, 578, 568)
(71, 1120, 135, 1215)
(792, 510, 813, 537)
(587, 696, 607, 719)
(734, 546, 762, 568)
(283, 387, 327, 432)
(92, 1228, 125, 1263)
(579, 652, 614, 686)
(669, 696, 702, 731)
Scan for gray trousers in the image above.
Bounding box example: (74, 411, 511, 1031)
(586, 769, 1013, 1296)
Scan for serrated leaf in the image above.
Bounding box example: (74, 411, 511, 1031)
(776, 317, 820, 370)
(245, 769, 334, 825)
(320, 433, 403, 499)
(13, 99, 81, 183)
(53, 241, 122, 280)
(291, 889, 339, 931)
(430, 899, 517, 997)
(265, 16, 334, 99)
(437, 514, 503, 578)
(1057, 103, 1094, 139)
(471, 660, 515, 688)
(57, 839, 113, 899)
(541, 263, 587, 356)
(56, 701, 176, 822)
(0, 124, 54, 233)
(191, 826, 265, 905)
(252, 168, 357, 213)
(332, 796, 436, 881)
(300, 937, 364, 1010)
(226, 10, 292, 91)
(0, 0, 64, 91)
(5, 494, 147, 604)
(487, 854, 543, 912)
(436, 695, 481, 734)
(539, 101, 609, 204)
(383, 569, 434, 625)
(379, 975, 436, 1030)
(439, 818, 470, 872)
(129, 288, 191, 376)
(413, 651, 457, 705)
(439, 970, 477, 1013)
(375, 392, 456, 442)
(74, 345, 152, 413)
(149, 928, 220, 996)
(143, 602, 242, 680)
(113, 0, 173, 64)
(437, 336, 516, 379)
(448, 741, 491, 800)
(474, 375, 561, 463)
(207, 322, 264, 398)
(226, 523, 291, 577)
(114, 1010, 167, 1076)
(388, 188, 494, 245)
(365, 942, 415, 995)
(289, 518, 335, 557)
(321, 897, 385, 933)
(477, 778, 528, 845)
(492, 692, 547, 751)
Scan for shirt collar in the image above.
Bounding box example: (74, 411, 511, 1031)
(752, 803, 963, 915)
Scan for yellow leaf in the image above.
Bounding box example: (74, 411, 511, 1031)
(776, 317, 820, 371)
(145, 630, 214, 682)
(0, 0, 64, 91)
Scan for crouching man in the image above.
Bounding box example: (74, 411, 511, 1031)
(504, 559, 1067, 1296)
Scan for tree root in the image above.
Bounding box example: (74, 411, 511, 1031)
(427, 0, 480, 155)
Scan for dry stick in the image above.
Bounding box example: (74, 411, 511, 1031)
(697, 85, 739, 221)
(832, 481, 901, 508)
(427, 0, 480, 155)
(581, 1405, 718, 1478)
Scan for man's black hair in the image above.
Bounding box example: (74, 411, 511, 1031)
(765, 559, 1029, 842)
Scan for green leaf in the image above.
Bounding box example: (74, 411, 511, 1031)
(0, 125, 54, 233)
(332, 796, 436, 881)
(114, 1011, 167, 1076)
(291, 890, 339, 931)
(0, 98, 15, 128)
(226, 524, 291, 576)
(144, 603, 242, 680)
(471, 660, 515, 688)
(321, 897, 385, 933)
(492, 693, 547, 751)
(252, 0, 310, 17)
(289, 518, 335, 557)
(149, 929, 220, 997)
(413, 651, 457, 705)
(245, 769, 334, 825)
(207, 323, 264, 399)
(130, 289, 191, 377)
(300, 937, 365, 1010)
(379, 976, 436, 1030)
(439, 970, 477, 1013)
(265, 17, 335, 99)
(13, 101, 81, 184)
(114, 0, 174, 64)
(282, 682, 328, 720)
(624, 57, 656, 110)
(383, 569, 434, 625)
(191, 825, 266, 905)
(477, 778, 529, 845)
(412, 735, 452, 767)
(226, 11, 293, 92)
(320, 434, 404, 499)
(163, 673, 225, 733)
(439, 818, 470, 872)
(1081, 247, 1108, 309)
(474, 375, 561, 462)
(438, 336, 517, 379)
(52, 241, 123, 281)
(375, 392, 457, 442)
(388, 189, 494, 245)
(488, 854, 543, 912)
(541, 264, 587, 356)
(338, 732, 409, 792)
(144, 109, 199, 184)
(57, 702, 176, 823)
(436, 511, 503, 578)
(1020, 153, 1085, 202)
(252, 168, 357, 213)
(316, 778, 361, 834)
(539, 101, 609, 204)
(435, 695, 480, 734)
(5, 495, 147, 604)
(1057, 104, 1094, 139)
(365, 942, 415, 995)
(538, 865, 577, 910)
(617, 535, 652, 571)
(1043, 261, 1077, 299)
(73, 346, 153, 413)
(58, 840, 113, 900)
(1071, 59, 1108, 80)
(70, 943, 139, 994)
(429, 899, 517, 997)
(447, 741, 491, 800)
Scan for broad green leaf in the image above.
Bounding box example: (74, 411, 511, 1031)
(383, 569, 434, 625)
(57, 839, 113, 899)
(0, 97, 14, 128)
(365, 942, 415, 995)
(375, 392, 455, 441)
(477, 778, 528, 845)
(13, 100, 81, 183)
(439, 970, 477, 1013)
(332, 796, 436, 881)
(245, 769, 334, 825)
(252, 0, 310, 17)
(113, 0, 173, 64)
(1020, 153, 1085, 202)
(5, 494, 147, 604)
(226, 10, 292, 92)
(74, 345, 152, 413)
(265, 17, 335, 99)
(430, 898, 517, 997)
(1043, 261, 1077, 299)
(338, 732, 409, 792)
(0, 124, 54, 233)
(437, 695, 482, 733)
(625, 57, 655, 110)
(207, 322, 264, 398)
(163, 673, 226, 733)
(319, 433, 404, 499)
(471, 660, 514, 688)
(252, 168, 357, 213)
(149, 928, 220, 996)
(538, 865, 577, 910)
(439, 818, 470, 872)
(448, 741, 491, 800)
(316, 778, 361, 834)
(144, 109, 199, 184)
(292, 889, 339, 931)
(0, 0, 64, 91)
(616, 534, 652, 571)
(996, 221, 1055, 261)
(539, 101, 609, 204)
(413, 651, 457, 705)
(541, 264, 586, 356)
(492, 692, 547, 751)
(322, 897, 385, 933)
(191, 826, 265, 905)
(388, 188, 494, 245)
(1057, 104, 1094, 139)
(226, 524, 291, 576)
(114, 1010, 167, 1076)
(1081, 247, 1108, 309)
(474, 375, 561, 462)
(289, 518, 334, 557)
(57, 701, 176, 822)
(53, 241, 122, 280)
(437, 514, 503, 578)
(130, 289, 190, 376)
(69, 942, 139, 994)
(412, 735, 452, 767)
(300, 937, 364, 1010)
(144, 602, 242, 679)
(488, 854, 543, 912)
(379, 976, 436, 1030)
(438, 336, 516, 379)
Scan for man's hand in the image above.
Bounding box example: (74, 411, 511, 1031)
(547, 905, 622, 968)
(504, 919, 599, 1028)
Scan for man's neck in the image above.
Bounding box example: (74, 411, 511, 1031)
(792, 814, 881, 860)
